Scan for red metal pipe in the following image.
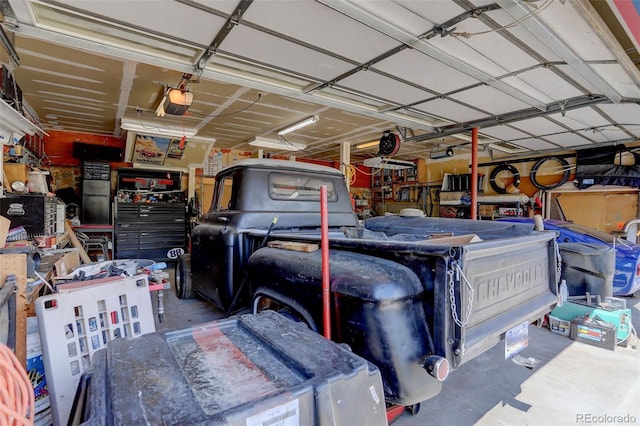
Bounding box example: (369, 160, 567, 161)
(320, 185, 331, 339)
(471, 127, 479, 220)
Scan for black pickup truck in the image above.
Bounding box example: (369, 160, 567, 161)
(177, 159, 559, 407)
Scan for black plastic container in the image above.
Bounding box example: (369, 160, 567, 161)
(559, 242, 614, 298)
(71, 311, 387, 426)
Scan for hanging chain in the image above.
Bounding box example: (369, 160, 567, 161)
(448, 260, 474, 327)
(554, 239, 562, 287)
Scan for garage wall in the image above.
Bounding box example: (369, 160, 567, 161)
(546, 186, 639, 232)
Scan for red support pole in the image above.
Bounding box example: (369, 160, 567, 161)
(320, 186, 331, 340)
(386, 405, 405, 424)
(471, 127, 479, 220)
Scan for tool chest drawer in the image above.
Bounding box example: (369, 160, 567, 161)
(114, 202, 186, 260)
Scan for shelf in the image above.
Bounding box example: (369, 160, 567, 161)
(441, 201, 526, 220)
(0, 99, 43, 137)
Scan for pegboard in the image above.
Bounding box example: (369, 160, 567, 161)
(36, 274, 156, 426)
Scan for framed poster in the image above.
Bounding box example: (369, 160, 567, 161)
(132, 134, 171, 165)
(166, 138, 187, 160)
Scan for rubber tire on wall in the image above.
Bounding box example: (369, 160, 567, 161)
(530, 156, 570, 190)
(176, 254, 195, 299)
(489, 164, 520, 194)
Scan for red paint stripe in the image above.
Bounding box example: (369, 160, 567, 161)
(191, 323, 277, 401)
(613, 0, 640, 46)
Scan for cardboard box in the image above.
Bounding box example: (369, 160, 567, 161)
(0, 215, 10, 247)
(478, 204, 494, 217)
(3, 163, 29, 187)
(421, 234, 482, 245)
(54, 250, 80, 277)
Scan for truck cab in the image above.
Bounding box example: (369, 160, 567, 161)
(179, 159, 358, 308)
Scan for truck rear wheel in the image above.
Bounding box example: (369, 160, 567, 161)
(406, 403, 420, 416)
(176, 254, 195, 299)
(254, 295, 313, 330)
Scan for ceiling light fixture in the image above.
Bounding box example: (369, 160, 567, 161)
(121, 118, 197, 138)
(487, 142, 527, 154)
(277, 115, 318, 136)
(248, 137, 306, 151)
(355, 140, 379, 149)
(363, 157, 415, 170)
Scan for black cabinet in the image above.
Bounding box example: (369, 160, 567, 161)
(81, 161, 112, 225)
(0, 193, 57, 237)
(82, 180, 111, 224)
(114, 202, 186, 260)
(114, 168, 186, 261)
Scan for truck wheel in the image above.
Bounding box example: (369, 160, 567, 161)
(406, 403, 420, 416)
(278, 307, 306, 325)
(176, 254, 195, 299)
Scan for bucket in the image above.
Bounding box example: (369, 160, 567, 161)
(26, 170, 49, 194)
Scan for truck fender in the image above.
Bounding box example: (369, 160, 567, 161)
(252, 289, 319, 332)
(247, 247, 443, 405)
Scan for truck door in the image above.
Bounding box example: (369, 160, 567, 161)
(191, 173, 240, 310)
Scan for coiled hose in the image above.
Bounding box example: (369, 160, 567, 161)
(0, 342, 34, 425)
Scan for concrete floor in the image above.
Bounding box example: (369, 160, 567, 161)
(153, 272, 640, 426)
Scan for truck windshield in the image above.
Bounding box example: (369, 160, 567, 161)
(269, 173, 337, 201)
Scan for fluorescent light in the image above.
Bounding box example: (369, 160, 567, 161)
(356, 140, 379, 149)
(363, 157, 415, 170)
(487, 142, 527, 154)
(248, 137, 306, 151)
(121, 117, 197, 138)
(277, 116, 318, 135)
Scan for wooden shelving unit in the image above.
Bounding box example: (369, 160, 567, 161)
(0, 253, 28, 367)
(370, 159, 440, 215)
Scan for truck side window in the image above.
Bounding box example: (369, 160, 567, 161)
(213, 175, 235, 212)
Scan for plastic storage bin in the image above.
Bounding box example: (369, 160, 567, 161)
(71, 311, 387, 426)
(558, 242, 614, 298)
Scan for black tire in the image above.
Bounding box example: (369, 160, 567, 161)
(406, 403, 421, 416)
(175, 254, 195, 299)
(489, 164, 520, 194)
(278, 307, 306, 324)
(530, 156, 570, 190)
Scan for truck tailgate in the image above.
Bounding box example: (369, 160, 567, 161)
(452, 232, 558, 365)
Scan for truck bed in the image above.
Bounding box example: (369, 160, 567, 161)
(251, 216, 559, 375)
